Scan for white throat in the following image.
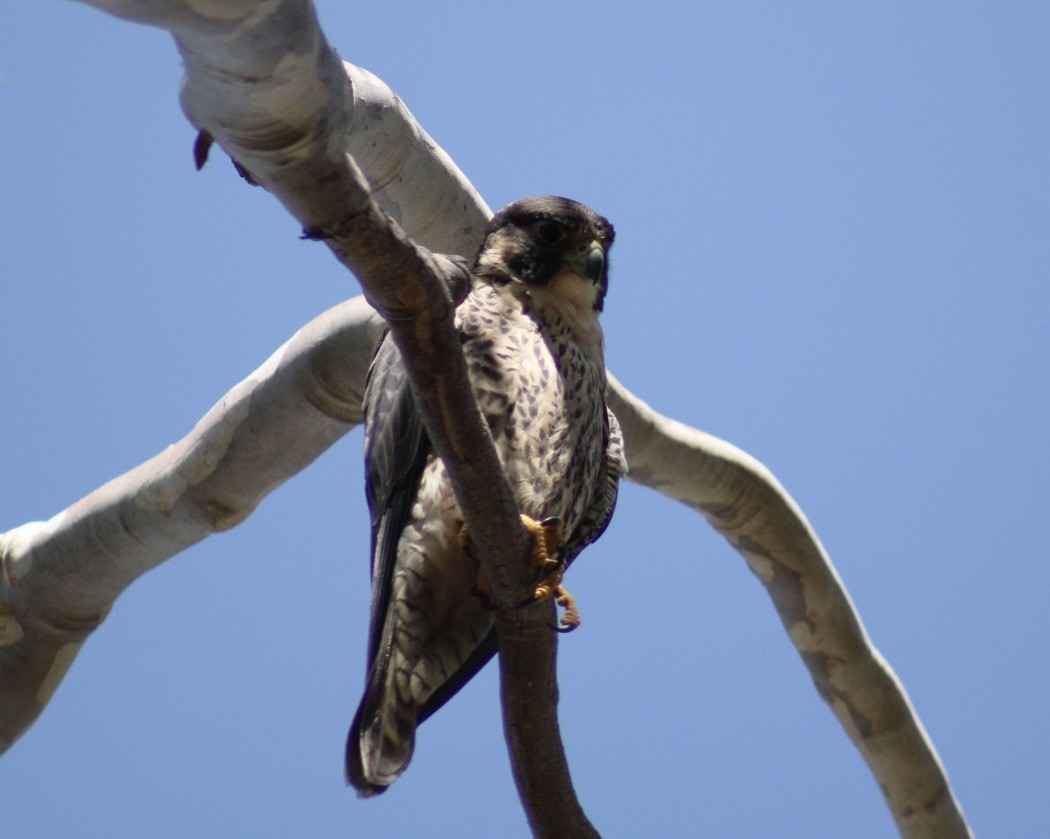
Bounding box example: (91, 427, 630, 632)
(519, 270, 605, 364)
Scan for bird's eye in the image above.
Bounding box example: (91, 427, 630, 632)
(534, 221, 564, 244)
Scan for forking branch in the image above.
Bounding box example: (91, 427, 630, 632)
(0, 2, 971, 836)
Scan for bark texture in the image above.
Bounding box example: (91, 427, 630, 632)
(1, 2, 971, 836)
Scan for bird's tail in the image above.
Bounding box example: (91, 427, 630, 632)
(346, 676, 418, 796)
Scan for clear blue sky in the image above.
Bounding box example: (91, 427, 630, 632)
(2, 3, 1047, 836)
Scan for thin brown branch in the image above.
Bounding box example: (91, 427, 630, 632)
(303, 162, 596, 839)
(67, 0, 592, 830)
(498, 604, 601, 839)
(4, 3, 974, 836)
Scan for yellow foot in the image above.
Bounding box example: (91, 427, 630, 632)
(553, 584, 581, 632)
(519, 514, 563, 577)
(460, 516, 581, 630)
(520, 515, 580, 631)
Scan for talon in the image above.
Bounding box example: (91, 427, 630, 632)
(554, 584, 581, 632)
(521, 514, 564, 602)
(536, 516, 564, 564)
(463, 515, 581, 627)
(519, 515, 580, 630)
(519, 514, 564, 578)
(532, 564, 563, 602)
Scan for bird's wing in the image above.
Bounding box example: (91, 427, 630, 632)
(560, 401, 627, 566)
(416, 630, 497, 724)
(352, 325, 498, 792)
(415, 402, 627, 723)
(361, 331, 431, 666)
(361, 323, 499, 725)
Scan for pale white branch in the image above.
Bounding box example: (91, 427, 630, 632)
(607, 376, 971, 839)
(2, 1, 971, 836)
(51, 1, 596, 833)
(1, 297, 381, 750)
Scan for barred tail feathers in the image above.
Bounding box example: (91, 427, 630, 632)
(346, 670, 418, 796)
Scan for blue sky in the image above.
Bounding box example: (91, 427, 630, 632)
(2, 3, 1047, 836)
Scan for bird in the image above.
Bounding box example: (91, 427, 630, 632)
(347, 195, 626, 795)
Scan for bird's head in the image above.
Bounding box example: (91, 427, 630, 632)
(474, 196, 615, 313)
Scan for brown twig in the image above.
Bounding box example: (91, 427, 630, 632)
(166, 1, 594, 830)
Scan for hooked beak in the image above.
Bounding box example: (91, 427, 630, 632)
(567, 241, 605, 283)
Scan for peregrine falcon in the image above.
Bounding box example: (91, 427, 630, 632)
(347, 196, 625, 795)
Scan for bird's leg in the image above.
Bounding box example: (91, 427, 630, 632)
(520, 515, 563, 585)
(553, 586, 581, 633)
(519, 515, 581, 632)
(460, 516, 580, 630)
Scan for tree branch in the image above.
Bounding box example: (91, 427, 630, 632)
(606, 375, 971, 838)
(1, 296, 381, 751)
(1, 1, 972, 836)
(35, 0, 595, 834)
